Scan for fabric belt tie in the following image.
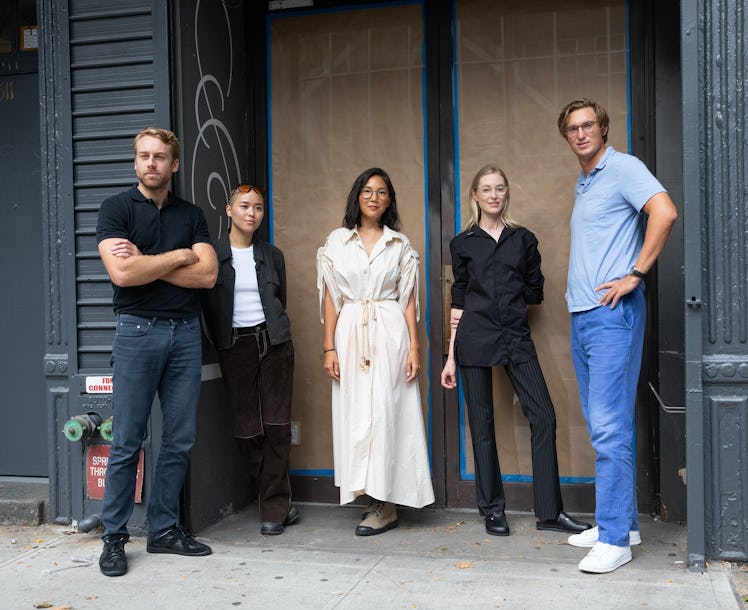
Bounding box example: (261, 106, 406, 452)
(343, 297, 390, 372)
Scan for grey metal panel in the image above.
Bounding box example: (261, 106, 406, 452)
(70, 39, 154, 65)
(706, 394, 748, 559)
(171, 0, 254, 531)
(0, 71, 47, 476)
(72, 88, 155, 113)
(681, 0, 706, 570)
(69, 16, 153, 42)
(71, 64, 155, 91)
(654, 0, 686, 522)
(40, 0, 80, 524)
(683, 0, 748, 564)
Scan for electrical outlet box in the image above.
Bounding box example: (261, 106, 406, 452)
(290, 421, 300, 446)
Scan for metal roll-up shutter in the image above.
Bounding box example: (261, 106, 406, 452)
(72, 1, 169, 376)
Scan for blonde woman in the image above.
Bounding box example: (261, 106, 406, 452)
(440, 164, 590, 537)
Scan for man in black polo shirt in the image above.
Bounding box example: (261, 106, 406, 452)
(95, 127, 218, 577)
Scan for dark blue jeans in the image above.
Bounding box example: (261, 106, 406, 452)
(101, 314, 202, 539)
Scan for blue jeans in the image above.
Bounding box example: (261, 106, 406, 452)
(570, 288, 645, 547)
(101, 314, 202, 539)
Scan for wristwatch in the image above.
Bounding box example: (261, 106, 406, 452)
(629, 266, 646, 279)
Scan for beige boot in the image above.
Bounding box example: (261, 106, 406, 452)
(355, 501, 398, 536)
(360, 498, 378, 520)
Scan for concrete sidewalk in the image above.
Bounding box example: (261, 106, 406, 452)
(0, 504, 740, 609)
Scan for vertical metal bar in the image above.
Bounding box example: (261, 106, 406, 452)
(681, 0, 706, 571)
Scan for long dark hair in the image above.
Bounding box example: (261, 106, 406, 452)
(342, 167, 401, 231)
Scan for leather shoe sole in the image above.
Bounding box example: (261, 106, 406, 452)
(355, 519, 398, 536)
(262, 506, 300, 535)
(536, 511, 592, 534)
(260, 521, 284, 535)
(146, 528, 212, 556)
(485, 514, 510, 536)
(284, 505, 300, 526)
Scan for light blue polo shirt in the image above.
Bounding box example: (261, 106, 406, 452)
(566, 146, 666, 312)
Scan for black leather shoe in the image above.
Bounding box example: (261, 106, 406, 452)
(99, 535, 128, 577)
(536, 511, 592, 534)
(485, 513, 510, 536)
(147, 526, 212, 556)
(261, 505, 300, 535)
(260, 521, 284, 535)
(284, 505, 300, 526)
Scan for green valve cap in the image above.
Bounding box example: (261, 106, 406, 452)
(63, 419, 85, 442)
(99, 418, 114, 442)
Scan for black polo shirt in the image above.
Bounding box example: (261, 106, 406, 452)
(96, 185, 211, 318)
(450, 225, 544, 366)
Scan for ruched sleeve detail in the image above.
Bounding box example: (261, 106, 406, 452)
(316, 239, 343, 323)
(397, 238, 420, 321)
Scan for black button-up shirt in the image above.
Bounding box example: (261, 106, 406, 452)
(450, 225, 543, 366)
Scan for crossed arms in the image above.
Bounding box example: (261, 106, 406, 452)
(98, 238, 218, 289)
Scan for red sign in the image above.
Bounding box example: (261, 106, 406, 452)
(86, 445, 144, 503)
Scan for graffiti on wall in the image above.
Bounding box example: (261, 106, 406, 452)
(187, 0, 246, 240)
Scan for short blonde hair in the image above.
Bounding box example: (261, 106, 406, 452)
(464, 164, 520, 231)
(133, 127, 180, 160)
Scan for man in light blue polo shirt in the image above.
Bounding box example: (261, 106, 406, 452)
(557, 99, 677, 574)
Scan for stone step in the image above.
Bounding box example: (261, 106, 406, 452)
(0, 480, 48, 526)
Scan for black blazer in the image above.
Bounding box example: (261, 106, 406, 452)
(201, 233, 292, 350)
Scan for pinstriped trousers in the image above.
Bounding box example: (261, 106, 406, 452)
(460, 357, 563, 520)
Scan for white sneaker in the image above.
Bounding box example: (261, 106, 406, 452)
(568, 526, 641, 548)
(578, 541, 632, 573)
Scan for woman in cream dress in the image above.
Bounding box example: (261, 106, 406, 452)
(317, 167, 434, 536)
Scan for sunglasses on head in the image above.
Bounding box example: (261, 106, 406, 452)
(231, 184, 265, 196)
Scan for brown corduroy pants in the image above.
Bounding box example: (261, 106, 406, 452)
(217, 332, 294, 522)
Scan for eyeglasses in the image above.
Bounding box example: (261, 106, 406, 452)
(478, 185, 508, 196)
(360, 188, 389, 200)
(565, 121, 599, 138)
(231, 184, 265, 197)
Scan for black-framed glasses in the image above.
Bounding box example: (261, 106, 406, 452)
(360, 187, 389, 200)
(231, 184, 265, 197)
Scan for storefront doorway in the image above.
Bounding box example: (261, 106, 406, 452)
(267, 0, 628, 511)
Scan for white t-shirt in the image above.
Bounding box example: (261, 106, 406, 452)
(231, 245, 266, 327)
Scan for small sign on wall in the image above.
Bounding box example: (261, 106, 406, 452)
(86, 444, 144, 503)
(20, 26, 38, 51)
(85, 376, 113, 393)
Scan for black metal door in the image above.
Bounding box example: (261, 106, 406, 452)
(0, 71, 46, 476)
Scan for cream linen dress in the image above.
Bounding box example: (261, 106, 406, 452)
(317, 226, 435, 508)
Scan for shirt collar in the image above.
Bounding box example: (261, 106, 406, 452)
(343, 225, 401, 244)
(129, 184, 175, 207)
(466, 224, 513, 240)
(576, 146, 616, 186)
(586, 146, 616, 177)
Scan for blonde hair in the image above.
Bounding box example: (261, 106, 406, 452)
(464, 164, 520, 230)
(133, 127, 180, 160)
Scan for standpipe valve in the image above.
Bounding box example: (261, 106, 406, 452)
(99, 417, 114, 442)
(62, 412, 103, 442)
